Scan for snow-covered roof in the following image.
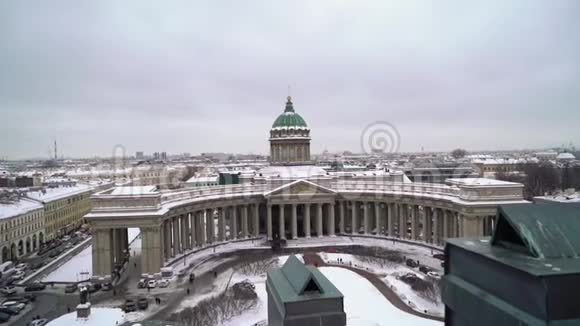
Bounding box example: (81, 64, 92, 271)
(535, 193, 580, 203)
(185, 175, 219, 183)
(0, 197, 43, 220)
(557, 152, 576, 160)
(110, 186, 158, 195)
(47, 307, 126, 326)
(255, 165, 327, 179)
(446, 178, 521, 187)
(26, 184, 93, 202)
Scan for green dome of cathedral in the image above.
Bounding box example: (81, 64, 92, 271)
(271, 97, 308, 129)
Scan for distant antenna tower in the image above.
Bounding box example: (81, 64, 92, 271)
(54, 140, 58, 160)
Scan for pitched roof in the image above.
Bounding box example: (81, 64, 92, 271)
(264, 179, 336, 197)
(267, 255, 343, 305)
(493, 203, 580, 259)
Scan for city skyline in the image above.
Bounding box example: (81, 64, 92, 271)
(1, 1, 579, 159)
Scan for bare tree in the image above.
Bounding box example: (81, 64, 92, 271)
(450, 148, 467, 159)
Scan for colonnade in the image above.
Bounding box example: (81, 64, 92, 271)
(160, 203, 262, 260)
(91, 200, 497, 277)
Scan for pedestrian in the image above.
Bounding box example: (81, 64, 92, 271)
(186, 288, 190, 295)
(147, 287, 150, 293)
(113, 289, 116, 296)
(67, 307, 70, 313)
(134, 262, 137, 268)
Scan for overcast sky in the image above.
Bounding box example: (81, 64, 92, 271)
(1, 1, 579, 159)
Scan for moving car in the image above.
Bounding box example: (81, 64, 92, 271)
(124, 299, 137, 312)
(24, 283, 46, 292)
(101, 282, 112, 291)
(419, 266, 432, 274)
(137, 297, 148, 310)
(147, 280, 157, 289)
(427, 271, 441, 279)
(11, 271, 25, 281)
(1, 302, 25, 313)
(137, 279, 147, 289)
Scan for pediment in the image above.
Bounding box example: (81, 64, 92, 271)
(264, 179, 336, 198)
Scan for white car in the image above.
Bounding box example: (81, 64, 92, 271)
(0, 286, 17, 296)
(158, 279, 170, 288)
(147, 280, 157, 289)
(15, 263, 28, 271)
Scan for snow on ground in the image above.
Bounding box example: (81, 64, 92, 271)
(320, 267, 441, 326)
(220, 282, 267, 326)
(43, 245, 92, 282)
(319, 252, 444, 317)
(176, 267, 234, 311)
(127, 227, 140, 243)
(46, 307, 126, 326)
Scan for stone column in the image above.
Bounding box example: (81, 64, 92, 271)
(279, 204, 286, 240)
(163, 221, 171, 258)
(140, 226, 163, 274)
(399, 204, 407, 239)
(410, 205, 418, 240)
(242, 205, 249, 238)
(374, 202, 381, 235)
(207, 209, 215, 243)
(426, 208, 433, 243)
(231, 206, 238, 240)
(172, 216, 178, 256)
(291, 204, 298, 239)
(190, 212, 199, 248)
(199, 211, 207, 245)
(316, 203, 323, 237)
(443, 210, 450, 241)
(351, 201, 357, 234)
(184, 214, 191, 250)
(92, 228, 113, 277)
(304, 203, 311, 238)
(388, 203, 395, 237)
(363, 202, 370, 234)
(253, 203, 260, 237)
(180, 215, 187, 252)
(339, 201, 345, 234)
(328, 202, 336, 236)
(267, 203, 273, 240)
(218, 207, 226, 241)
(433, 208, 442, 245)
(421, 207, 429, 242)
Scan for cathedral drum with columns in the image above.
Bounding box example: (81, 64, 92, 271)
(86, 97, 529, 278)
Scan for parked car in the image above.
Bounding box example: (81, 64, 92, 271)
(0, 287, 16, 296)
(11, 271, 25, 281)
(2, 302, 25, 313)
(147, 280, 157, 289)
(101, 282, 112, 291)
(64, 284, 78, 293)
(433, 253, 445, 261)
(15, 264, 28, 272)
(24, 283, 46, 292)
(124, 299, 137, 312)
(87, 284, 100, 294)
(0, 306, 19, 316)
(30, 262, 46, 270)
(176, 270, 186, 277)
(419, 266, 432, 274)
(137, 279, 147, 289)
(10, 295, 35, 304)
(28, 319, 49, 326)
(0, 312, 10, 323)
(405, 259, 419, 268)
(137, 297, 148, 310)
(427, 271, 441, 279)
(158, 279, 169, 288)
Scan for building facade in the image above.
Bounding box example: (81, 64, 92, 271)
(27, 185, 93, 241)
(86, 97, 529, 278)
(0, 194, 45, 263)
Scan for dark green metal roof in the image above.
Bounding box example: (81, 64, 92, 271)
(271, 97, 308, 128)
(493, 203, 580, 259)
(267, 256, 343, 304)
(448, 203, 580, 277)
